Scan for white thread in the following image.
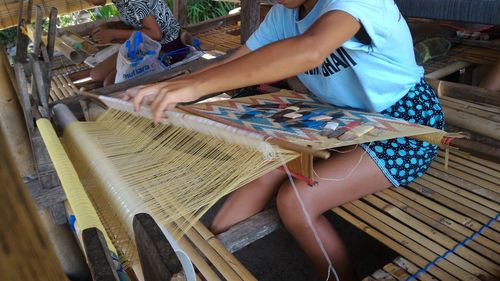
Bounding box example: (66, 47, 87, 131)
(314, 144, 370, 182)
(328, 144, 358, 154)
(277, 153, 340, 281)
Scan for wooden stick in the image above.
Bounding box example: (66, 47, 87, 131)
(174, 219, 243, 281)
(163, 223, 221, 281)
(425, 61, 470, 80)
(191, 221, 257, 281)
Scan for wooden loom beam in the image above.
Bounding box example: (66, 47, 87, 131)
(133, 213, 182, 281)
(82, 228, 120, 281)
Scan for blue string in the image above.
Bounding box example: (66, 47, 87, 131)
(405, 213, 500, 281)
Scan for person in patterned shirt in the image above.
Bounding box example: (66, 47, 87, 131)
(85, 0, 186, 85)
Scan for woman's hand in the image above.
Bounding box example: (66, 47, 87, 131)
(123, 78, 203, 123)
(91, 27, 115, 44)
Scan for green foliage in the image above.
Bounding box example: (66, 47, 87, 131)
(165, 0, 236, 24)
(187, 0, 236, 24)
(88, 4, 120, 21)
(0, 26, 17, 47)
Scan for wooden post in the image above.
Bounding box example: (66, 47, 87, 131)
(240, 0, 260, 44)
(133, 213, 182, 281)
(0, 120, 68, 281)
(47, 7, 58, 60)
(173, 0, 188, 27)
(82, 228, 120, 281)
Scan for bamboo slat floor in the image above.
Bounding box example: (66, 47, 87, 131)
(340, 150, 500, 281)
(196, 24, 242, 53)
(49, 64, 90, 102)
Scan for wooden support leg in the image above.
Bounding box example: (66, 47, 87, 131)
(82, 228, 120, 281)
(133, 213, 182, 281)
(240, 0, 260, 44)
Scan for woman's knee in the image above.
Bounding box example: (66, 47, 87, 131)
(276, 183, 318, 227)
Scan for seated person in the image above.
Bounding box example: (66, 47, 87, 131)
(85, 0, 187, 85)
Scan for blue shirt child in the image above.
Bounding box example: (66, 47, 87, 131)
(246, 0, 424, 112)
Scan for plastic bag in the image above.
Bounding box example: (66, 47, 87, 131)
(115, 31, 164, 83)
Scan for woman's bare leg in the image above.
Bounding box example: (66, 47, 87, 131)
(277, 146, 392, 280)
(89, 53, 118, 83)
(210, 169, 287, 234)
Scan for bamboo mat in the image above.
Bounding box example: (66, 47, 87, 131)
(49, 64, 89, 102)
(196, 24, 242, 53)
(333, 149, 500, 281)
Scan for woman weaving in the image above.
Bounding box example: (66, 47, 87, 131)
(125, 0, 444, 280)
(85, 0, 187, 85)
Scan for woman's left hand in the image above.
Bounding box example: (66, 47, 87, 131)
(91, 27, 115, 44)
(123, 78, 203, 123)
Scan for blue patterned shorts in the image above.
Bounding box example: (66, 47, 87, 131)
(361, 79, 445, 187)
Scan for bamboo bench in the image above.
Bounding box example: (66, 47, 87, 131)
(342, 149, 500, 281)
(213, 149, 500, 281)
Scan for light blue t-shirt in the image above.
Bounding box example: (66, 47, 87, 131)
(246, 0, 424, 112)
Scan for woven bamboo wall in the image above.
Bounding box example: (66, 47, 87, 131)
(0, 0, 109, 29)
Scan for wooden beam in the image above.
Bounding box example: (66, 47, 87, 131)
(133, 213, 182, 281)
(0, 112, 68, 281)
(217, 208, 281, 253)
(173, 0, 188, 27)
(82, 228, 120, 281)
(425, 61, 471, 80)
(427, 78, 500, 108)
(240, 0, 260, 44)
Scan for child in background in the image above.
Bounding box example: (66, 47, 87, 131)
(125, 0, 445, 279)
(85, 0, 186, 85)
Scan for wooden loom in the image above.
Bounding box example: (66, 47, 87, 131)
(35, 89, 455, 279)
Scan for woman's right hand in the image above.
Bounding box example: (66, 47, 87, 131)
(123, 77, 205, 123)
